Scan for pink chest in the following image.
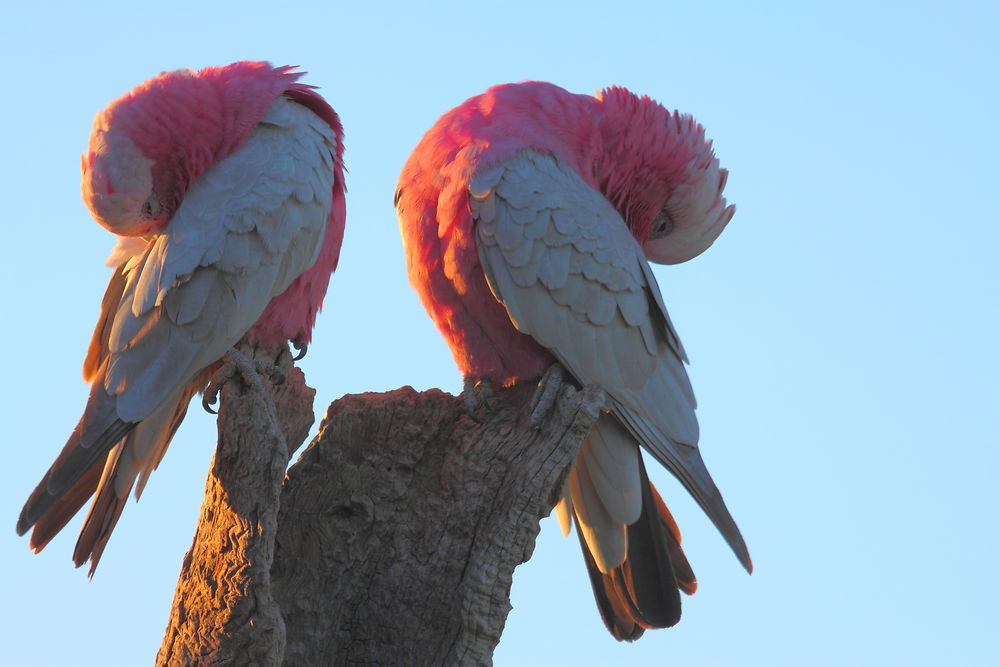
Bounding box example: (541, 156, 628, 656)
(398, 82, 605, 384)
(402, 181, 552, 385)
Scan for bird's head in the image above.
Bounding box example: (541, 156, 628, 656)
(81, 62, 302, 237)
(81, 107, 161, 236)
(596, 87, 735, 265)
(80, 68, 212, 236)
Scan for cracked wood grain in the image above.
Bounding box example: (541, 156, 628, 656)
(157, 360, 601, 667)
(157, 344, 314, 667)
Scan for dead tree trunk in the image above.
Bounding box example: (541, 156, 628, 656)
(157, 345, 316, 667)
(157, 354, 603, 667)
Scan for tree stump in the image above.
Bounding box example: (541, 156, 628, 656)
(158, 356, 603, 667)
(157, 345, 315, 667)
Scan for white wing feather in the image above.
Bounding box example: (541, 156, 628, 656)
(471, 150, 750, 571)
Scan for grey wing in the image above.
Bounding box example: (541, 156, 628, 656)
(106, 95, 337, 421)
(471, 150, 750, 571)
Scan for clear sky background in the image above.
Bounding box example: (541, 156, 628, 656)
(2, 2, 997, 665)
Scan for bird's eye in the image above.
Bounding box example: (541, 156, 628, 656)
(651, 209, 673, 238)
(141, 192, 160, 219)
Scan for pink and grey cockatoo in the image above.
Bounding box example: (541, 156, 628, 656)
(16, 61, 346, 574)
(396, 82, 749, 640)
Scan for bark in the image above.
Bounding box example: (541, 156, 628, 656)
(158, 360, 603, 667)
(157, 345, 315, 667)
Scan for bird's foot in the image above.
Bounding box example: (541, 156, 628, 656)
(246, 348, 286, 386)
(529, 364, 566, 427)
(291, 340, 308, 361)
(202, 347, 283, 414)
(202, 361, 235, 414)
(462, 375, 495, 416)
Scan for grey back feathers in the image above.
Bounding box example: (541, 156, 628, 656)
(470, 150, 750, 572)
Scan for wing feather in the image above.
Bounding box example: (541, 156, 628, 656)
(105, 96, 335, 423)
(471, 150, 750, 571)
(18, 94, 339, 569)
(83, 263, 128, 382)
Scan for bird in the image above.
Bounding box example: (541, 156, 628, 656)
(395, 81, 749, 640)
(16, 61, 346, 575)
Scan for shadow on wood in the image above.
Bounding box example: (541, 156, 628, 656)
(158, 349, 602, 667)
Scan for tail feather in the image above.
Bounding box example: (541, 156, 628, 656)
(72, 386, 193, 573)
(574, 458, 689, 641)
(74, 441, 131, 574)
(45, 378, 132, 498)
(576, 528, 646, 641)
(135, 377, 203, 499)
(649, 481, 697, 594)
(16, 382, 132, 537)
(18, 378, 196, 571)
(27, 464, 103, 553)
(568, 443, 627, 572)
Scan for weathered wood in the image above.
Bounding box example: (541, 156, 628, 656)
(159, 362, 602, 666)
(272, 381, 602, 666)
(157, 345, 315, 667)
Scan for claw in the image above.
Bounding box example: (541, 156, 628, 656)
(202, 391, 219, 415)
(201, 362, 236, 414)
(530, 364, 565, 427)
(229, 348, 274, 391)
(200, 347, 282, 415)
(292, 341, 308, 361)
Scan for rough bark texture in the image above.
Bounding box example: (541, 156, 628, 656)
(158, 363, 603, 666)
(157, 345, 316, 667)
(273, 381, 603, 666)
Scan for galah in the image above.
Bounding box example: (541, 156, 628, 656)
(16, 62, 346, 574)
(396, 82, 749, 640)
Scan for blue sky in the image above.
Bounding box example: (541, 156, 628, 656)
(2, 2, 997, 665)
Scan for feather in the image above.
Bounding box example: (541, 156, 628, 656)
(554, 496, 573, 538)
(106, 98, 334, 424)
(536, 243, 571, 290)
(396, 81, 746, 640)
(26, 465, 102, 553)
(472, 150, 750, 571)
(74, 440, 131, 574)
(576, 459, 686, 641)
(580, 418, 642, 525)
(568, 449, 626, 573)
(16, 383, 133, 538)
(83, 263, 128, 382)
(19, 64, 346, 571)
